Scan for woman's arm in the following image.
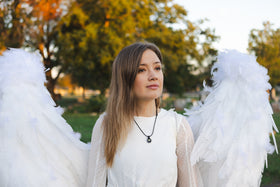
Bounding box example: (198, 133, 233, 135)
(176, 116, 203, 187)
(86, 114, 107, 187)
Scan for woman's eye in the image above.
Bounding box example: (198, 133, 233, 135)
(138, 68, 145, 73)
(155, 66, 162, 71)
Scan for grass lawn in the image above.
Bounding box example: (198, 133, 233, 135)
(63, 113, 99, 143)
(63, 112, 280, 185)
(261, 113, 280, 186)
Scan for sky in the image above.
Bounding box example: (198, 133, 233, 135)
(174, 0, 280, 53)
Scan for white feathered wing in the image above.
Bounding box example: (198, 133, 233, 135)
(0, 48, 90, 187)
(185, 50, 278, 187)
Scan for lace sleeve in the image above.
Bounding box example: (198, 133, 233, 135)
(176, 116, 203, 187)
(86, 114, 107, 187)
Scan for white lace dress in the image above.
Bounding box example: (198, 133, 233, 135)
(86, 109, 203, 187)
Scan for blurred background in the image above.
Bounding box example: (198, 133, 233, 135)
(1, 0, 279, 185)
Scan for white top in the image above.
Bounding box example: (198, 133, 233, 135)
(86, 109, 203, 187)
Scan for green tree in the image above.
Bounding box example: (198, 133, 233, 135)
(24, 0, 66, 99)
(248, 21, 280, 87)
(57, 0, 218, 94)
(56, 3, 111, 96)
(0, 0, 28, 52)
(0, 0, 67, 99)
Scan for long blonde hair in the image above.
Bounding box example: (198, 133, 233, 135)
(103, 42, 163, 167)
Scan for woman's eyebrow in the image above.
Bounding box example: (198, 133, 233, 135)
(139, 61, 161, 66)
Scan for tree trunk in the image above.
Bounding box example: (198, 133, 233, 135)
(45, 69, 57, 101)
(82, 86, 86, 99)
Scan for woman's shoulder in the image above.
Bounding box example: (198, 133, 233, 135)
(160, 108, 184, 119)
(160, 108, 186, 130)
(98, 112, 106, 119)
(92, 112, 106, 131)
(96, 112, 107, 121)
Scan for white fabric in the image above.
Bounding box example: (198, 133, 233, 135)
(86, 109, 202, 187)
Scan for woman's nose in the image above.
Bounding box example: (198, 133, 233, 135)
(148, 70, 158, 81)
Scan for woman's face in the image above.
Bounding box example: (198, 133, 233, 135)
(133, 49, 163, 103)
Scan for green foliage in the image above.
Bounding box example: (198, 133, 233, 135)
(164, 63, 197, 94)
(57, 96, 106, 114)
(57, 0, 219, 94)
(1, 0, 67, 99)
(86, 95, 107, 113)
(161, 97, 176, 109)
(56, 97, 78, 107)
(56, 3, 111, 92)
(69, 104, 90, 113)
(1, 0, 219, 95)
(248, 22, 280, 87)
(0, 0, 28, 49)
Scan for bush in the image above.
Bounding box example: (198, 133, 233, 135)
(161, 97, 176, 109)
(56, 97, 78, 107)
(86, 95, 106, 113)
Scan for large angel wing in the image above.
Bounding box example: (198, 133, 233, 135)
(0, 49, 90, 187)
(185, 50, 278, 187)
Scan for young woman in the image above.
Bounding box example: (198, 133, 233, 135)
(86, 42, 202, 187)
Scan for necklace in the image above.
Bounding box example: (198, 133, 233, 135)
(134, 108, 158, 143)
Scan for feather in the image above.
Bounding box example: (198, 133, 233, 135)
(0, 49, 90, 187)
(185, 50, 278, 187)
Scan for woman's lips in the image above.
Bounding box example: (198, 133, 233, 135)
(147, 84, 159, 89)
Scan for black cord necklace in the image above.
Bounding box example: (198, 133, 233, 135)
(134, 108, 158, 143)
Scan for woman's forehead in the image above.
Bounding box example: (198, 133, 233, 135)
(140, 49, 161, 65)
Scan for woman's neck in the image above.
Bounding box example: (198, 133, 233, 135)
(135, 99, 158, 117)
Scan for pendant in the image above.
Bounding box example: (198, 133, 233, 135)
(147, 136, 152, 143)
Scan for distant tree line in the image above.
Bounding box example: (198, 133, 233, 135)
(248, 21, 280, 87)
(1, 0, 279, 99)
